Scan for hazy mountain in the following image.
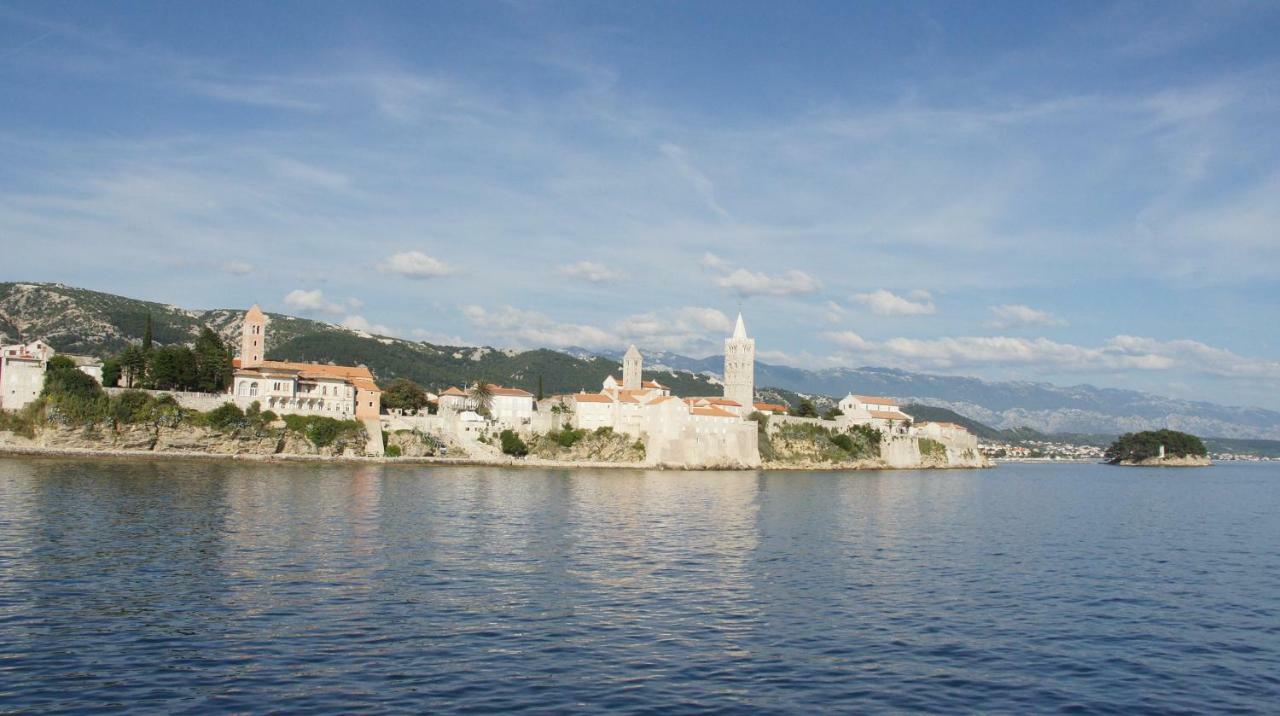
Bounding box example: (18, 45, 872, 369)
(592, 349, 1280, 440)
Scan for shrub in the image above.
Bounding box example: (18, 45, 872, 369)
(831, 433, 854, 452)
(500, 429, 528, 457)
(555, 428, 586, 448)
(384, 444, 403, 458)
(205, 402, 248, 431)
(919, 437, 946, 458)
(594, 426, 614, 437)
(109, 390, 156, 425)
(0, 405, 38, 439)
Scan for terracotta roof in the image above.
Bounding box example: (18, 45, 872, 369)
(870, 410, 911, 420)
(854, 395, 897, 405)
(692, 406, 738, 418)
(572, 392, 614, 404)
(648, 396, 678, 405)
(489, 386, 533, 397)
(618, 394, 640, 404)
(642, 380, 666, 389)
(753, 402, 788, 412)
(440, 387, 469, 397)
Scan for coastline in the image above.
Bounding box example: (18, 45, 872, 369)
(0, 443, 993, 472)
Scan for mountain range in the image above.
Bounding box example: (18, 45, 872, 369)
(3, 282, 1278, 439)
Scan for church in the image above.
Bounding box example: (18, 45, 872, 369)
(230, 305, 382, 419)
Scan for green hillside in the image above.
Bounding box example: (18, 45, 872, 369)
(0, 282, 718, 397)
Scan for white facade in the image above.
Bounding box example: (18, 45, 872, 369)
(836, 394, 913, 434)
(0, 342, 102, 412)
(232, 371, 357, 417)
(723, 313, 755, 411)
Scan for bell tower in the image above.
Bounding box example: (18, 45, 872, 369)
(240, 304, 266, 367)
(623, 344, 642, 389)
(723, 312, 755, 409)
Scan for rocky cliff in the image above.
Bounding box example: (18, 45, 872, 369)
(1, 421, 371, 458)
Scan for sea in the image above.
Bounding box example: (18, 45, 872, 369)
(1, 457, 1277, 713)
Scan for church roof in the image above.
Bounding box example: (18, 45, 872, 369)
(692, 406, 738, 418)
(870, 410, 911, 420)
(572, 392, 614, 404)
(852, 394, 897, 405)
(732, 312, 747, 339)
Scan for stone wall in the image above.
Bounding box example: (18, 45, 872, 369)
(104, 387, 229, 413)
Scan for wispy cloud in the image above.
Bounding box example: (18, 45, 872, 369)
(283, 289, 344, 315)
(378, 251, 454, 280)
(558, 260, 622, 284)
(853, 289, 935, 316)
(987, 304, 1066, 329)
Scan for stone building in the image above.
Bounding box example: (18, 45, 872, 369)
(230, 305, 382, 420)
(722, 312, 755, 410)
(1, 341, 102, 411)
(836, 393, 913, 433)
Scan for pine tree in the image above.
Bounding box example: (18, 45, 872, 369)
(142, 312, 154, 353)
(537, 375, 544, 401)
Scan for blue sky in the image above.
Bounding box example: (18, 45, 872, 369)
(2, 1, 1279, 408)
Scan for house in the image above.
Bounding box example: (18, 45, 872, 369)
(437, 384, 535, 429)
(836, 394, 913, 433)
(230, 305, 381, 419)
(752, 402, 788, 415)
(0, 341, 103, 411)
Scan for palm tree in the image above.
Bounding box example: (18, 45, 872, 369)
(469, 380, 494, 416)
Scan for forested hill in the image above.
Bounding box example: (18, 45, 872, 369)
(0, 282, 717, 396)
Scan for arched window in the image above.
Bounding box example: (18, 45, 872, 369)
(249, 382, 259, 397)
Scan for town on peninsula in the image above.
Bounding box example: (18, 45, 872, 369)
(0, 288, 991, 470)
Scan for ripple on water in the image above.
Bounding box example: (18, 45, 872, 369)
(0, 459, 1278, 713)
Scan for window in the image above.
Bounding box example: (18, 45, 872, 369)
(249, 382, 258, 397)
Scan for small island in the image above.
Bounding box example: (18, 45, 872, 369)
(1104, 430, 1211, 467)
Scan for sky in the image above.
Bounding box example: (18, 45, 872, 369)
(2, 1, 1279, 408)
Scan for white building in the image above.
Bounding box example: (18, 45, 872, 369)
(836, 394, 913, 433)
(230, 305, 382, 419)
(437, 384, 535, 430)
(914, 421, 978, 450)
(723, 312, 755, 410)
(0, 341, 102, 411)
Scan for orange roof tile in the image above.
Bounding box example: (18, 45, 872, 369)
(573, 392, 614, 404)
(870, 410, 911, 420)
(648, 396, 678, 405)
(753, 402, 788, 412)
(489, 386, 534, 397)
(642, 380, 666, 389)
(692, 406, 738, 418)
(854, 395, 897, 405)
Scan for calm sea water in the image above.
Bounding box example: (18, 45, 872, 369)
(1, 458, 1278, 714)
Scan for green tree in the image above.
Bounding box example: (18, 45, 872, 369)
(823, 407, 843, 420)
(120, 345, 147, 388)
(500, 429, 528, 457)
(101, 358, 122, 388)
(193, 327, 233, 393)
(381, 378, 429, 412)
(41, 355, 107, 424)
(142, 312, 154, 352)
(537, 375, 544, 401)
(791, 399, 819, 418)
(147, 345, 198, 391)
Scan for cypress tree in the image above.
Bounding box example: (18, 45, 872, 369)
(142, 312, 154, 353)
(537, 375, 544, 401)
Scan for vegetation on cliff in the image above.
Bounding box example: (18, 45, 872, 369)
(525, 426, 645, 462)
(757, 417, 883, 465)
(1104, 430, 1207, 464)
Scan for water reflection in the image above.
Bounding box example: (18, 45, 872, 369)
(0, 458, 1277, 713)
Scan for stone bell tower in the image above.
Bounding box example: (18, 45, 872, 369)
(723, 312, 755, 409)
(623, 344, 642, 389)
(240, 304, 266, 368)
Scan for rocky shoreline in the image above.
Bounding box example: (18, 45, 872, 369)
(1112, 455, 1212, 467)
(0, 439, 993, 472)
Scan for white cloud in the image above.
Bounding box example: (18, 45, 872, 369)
(715, 268, 822, 297)
(378, 250, 454, 280)
(825, 330, 874, 351)
(340, 315, 396, 336)
(558, 260, 622, 284)
(988, 304, 1066, 329)
(700, 252, 728, 270)
(823, 331, 1280, 382)
(823, 301, 848, 324)
(283, 289, 343, 315)
(462, 304, 734, 354)
(852, 289, 936, 316)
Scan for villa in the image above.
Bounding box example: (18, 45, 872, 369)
(230, 305, 382, 419)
